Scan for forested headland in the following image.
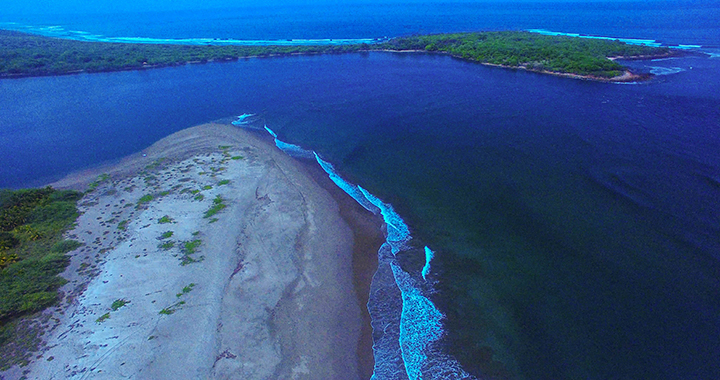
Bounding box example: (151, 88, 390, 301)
(377, 31, 676, 79)
(0, 29, 677, 81)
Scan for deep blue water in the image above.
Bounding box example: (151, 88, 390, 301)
(2, 2, 720, 379)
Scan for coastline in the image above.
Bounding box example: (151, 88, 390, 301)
(2, 123, 379, 379)
(378, 49, 660, 82)
(0, 48, 656, 83)
(1, 29, 681, 83)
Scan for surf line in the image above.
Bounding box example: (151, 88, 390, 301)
(234, 116, 472, 380)
(0, 22, 384, 46)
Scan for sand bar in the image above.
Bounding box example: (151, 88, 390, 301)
(5, 123, 377, 379)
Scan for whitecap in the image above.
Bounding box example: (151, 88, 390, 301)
(649, 66, 685, 75)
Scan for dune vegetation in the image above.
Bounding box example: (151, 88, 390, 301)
(0, 187, 82, 369)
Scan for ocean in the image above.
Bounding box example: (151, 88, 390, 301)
(1, 1, 720, 379)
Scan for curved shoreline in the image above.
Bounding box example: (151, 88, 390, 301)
(1, 29, 681, 83)
(2, 123, 379, 379)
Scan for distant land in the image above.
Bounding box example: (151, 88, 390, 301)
(0, 30, 679, 82)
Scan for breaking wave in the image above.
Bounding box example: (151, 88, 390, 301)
(233, 117, 473, 379)
(0, 22, 383, 46)
(527, 29, 706, 50)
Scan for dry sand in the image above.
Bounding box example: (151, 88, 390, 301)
(6, 123, 377, 380)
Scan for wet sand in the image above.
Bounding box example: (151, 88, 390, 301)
(6, 123, 381, 379)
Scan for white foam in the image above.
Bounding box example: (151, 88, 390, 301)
(231, 113, 254, 125)
(528, 29, 666, 48)
(649, 66, 685, 75)
(314, 154, 380, 214)
(421, 246, 435, 281)
(263, 125, 278, 138)
(392, 261, 444, 380)
(1, 22, 383, 46)
(358, 186, 410, 254)
(246, 122, 473, 380)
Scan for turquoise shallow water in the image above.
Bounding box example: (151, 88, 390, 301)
(2, 2, 720, 379)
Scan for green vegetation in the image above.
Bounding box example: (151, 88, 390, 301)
(111, 299, 129, 311)
(158, 241, 175, 250)
(95, 312, 110, 323)
(180, 239, 203, 266)
(87, 173, 110, 192)
(157, 215, 174, 224)
(0, 187, 82, 367)
(378, 31, 672, 78)
(0, 30, 365, 78)
(1, 29, 675, 81)
(0, 187, 81, 323)
(231, 156, 243, 160)
(217, 179, 230, 186)
(144, 158, 167, 171)
(159, 301, 185, 315)
(193, 194, 204, 202)
(160, 231, 174, 239)
(204, 196, 226, 219)
(137, 194, 154, 206)
(176, 283, 195, 298)
(117, 219, 129, 231)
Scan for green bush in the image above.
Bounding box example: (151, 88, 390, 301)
(0, 254, 70, 320)
(0, 232, 19, 251)
(50, 240, 82, 254)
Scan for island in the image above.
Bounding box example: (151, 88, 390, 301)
(1, 29, 678, 82)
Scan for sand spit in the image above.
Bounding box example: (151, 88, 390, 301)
(9, 123, 364, 379)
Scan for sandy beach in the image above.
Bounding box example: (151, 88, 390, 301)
(3, 123, 380, 379)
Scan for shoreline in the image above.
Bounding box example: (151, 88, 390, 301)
(377, 49, 663, 82)
(0, 48, 658, 83)
(2, 123, 379, 379)
(298, 158, 384, 380)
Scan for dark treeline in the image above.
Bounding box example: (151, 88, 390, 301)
(378, 31, 674, 78)
(1, 29, 675, 80)
(0, 30, 367, 77)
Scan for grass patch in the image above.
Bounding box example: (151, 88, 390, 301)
(160, 231, 174, 239)
(137, 194, 154, 206)
(176, 283, 196, 298)
(111, 299, 129, 311)
(50, 240, 82, 254)
(144, 158, 167, 171)
(230, 156, 244, 160)
(180, 240, 203, 266)
(117, 219, 129, 231)
(193, 194, 204, 202)
(96, 313, 110, 323)
(203, 196, 227, 219)
(183, 240, 202, 255)
(217, 179, 230, 186)
(158, 215, 174, 224)
(158, 241, 175, 250)
(201, 185, 213, 190)
(159, 301, 185, 315)
(87, 173, 110, 192)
